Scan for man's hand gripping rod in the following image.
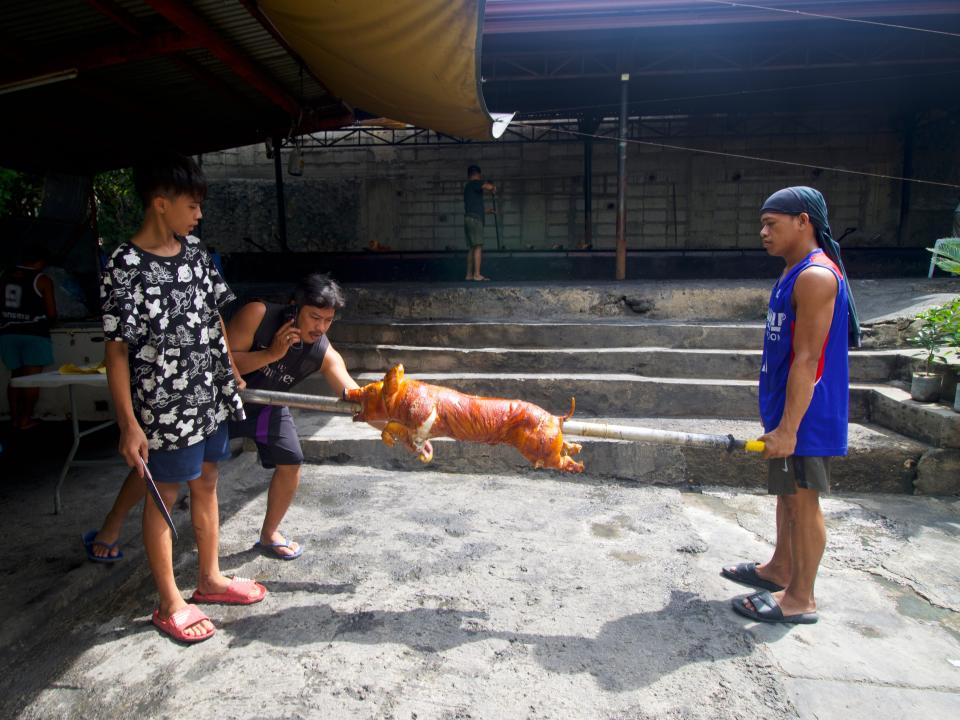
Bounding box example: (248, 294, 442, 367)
(240, 388, 765, 454)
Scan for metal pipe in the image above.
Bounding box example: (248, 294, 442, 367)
(584, 130, 593, 248)
(562, 419, 764, 454)
(615, 72, 629, 280)
(241, 388, 360, 415)
(272, 134, 289, 252)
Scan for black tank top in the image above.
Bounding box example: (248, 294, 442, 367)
(242, 302, 329, 392)
(1, 266, 49, 337)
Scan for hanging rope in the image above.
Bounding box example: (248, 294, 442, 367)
(514, 123, 960, 190)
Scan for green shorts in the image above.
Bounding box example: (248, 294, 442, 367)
(768, 456, 832, 495)
(464, 215, 484, 248)
(0, 334, 54, 371)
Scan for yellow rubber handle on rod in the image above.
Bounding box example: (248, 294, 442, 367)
(744, 440, 766, 454)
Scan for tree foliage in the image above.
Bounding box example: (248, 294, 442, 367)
(0, 168, 43, 218)
(93, 168, 140, 252)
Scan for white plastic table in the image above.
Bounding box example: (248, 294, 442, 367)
(10, 371, 117, 514)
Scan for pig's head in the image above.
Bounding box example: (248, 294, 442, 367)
(343, 364, 407, 422)
(344, 379, 387, 422)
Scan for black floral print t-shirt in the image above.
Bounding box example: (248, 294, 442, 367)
(101, 235, 245, 451)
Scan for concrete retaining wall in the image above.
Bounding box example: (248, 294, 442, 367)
(198, 111, 959, 255)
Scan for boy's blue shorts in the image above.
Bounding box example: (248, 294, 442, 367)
(0, 334, 54, 371)
(148, 423, 230, 484)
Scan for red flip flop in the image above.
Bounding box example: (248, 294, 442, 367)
(152, 604, 216, 643)
(190, 576, 267, 605)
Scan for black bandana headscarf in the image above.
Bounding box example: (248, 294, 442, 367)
(760, 186, 861, 348)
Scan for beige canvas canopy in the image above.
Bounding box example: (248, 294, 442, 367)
(259, 0, 512, 140)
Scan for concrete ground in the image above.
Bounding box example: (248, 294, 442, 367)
(1, 277, 958, 718)
(1, 438, 958, 719)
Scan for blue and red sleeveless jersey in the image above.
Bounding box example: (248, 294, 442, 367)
(759, 249, 849, 456)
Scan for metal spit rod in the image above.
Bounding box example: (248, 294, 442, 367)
(240, 388, 766, 454)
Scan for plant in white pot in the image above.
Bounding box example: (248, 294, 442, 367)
(908, 303, 952, 402)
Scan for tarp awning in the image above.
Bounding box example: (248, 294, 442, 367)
(259, 0, 512, 140)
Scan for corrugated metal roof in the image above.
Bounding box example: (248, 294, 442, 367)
(193, 0, 329, 104)
(0, 0, 349, 172)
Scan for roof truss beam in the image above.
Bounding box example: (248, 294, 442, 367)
(483, 39, 960, 81)
(85, 0, 259, 111)
(0, 30, 199, 90)
(142, 0, 300, 116)
(483, 1, 960, 33)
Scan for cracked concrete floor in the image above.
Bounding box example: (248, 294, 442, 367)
(1, 457, 959, 719)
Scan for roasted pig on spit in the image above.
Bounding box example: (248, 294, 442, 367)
(344, 365, 584, 473)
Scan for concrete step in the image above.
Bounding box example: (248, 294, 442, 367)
(343, 281, 773, 322)
(336, 343, 910, 383)
(291, 413, 931, 494)
(869, 385, 960, 449)
(238, 277, 960, 327)
(298, 371, 875, 421)
(329, 320, 764, 350)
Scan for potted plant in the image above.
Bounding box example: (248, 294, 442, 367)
(941, 296, 960, 411)
(908, 303, 952, 402)
(926, 241, 960, 408)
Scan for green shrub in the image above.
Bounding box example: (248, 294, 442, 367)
(910, 298, 958, 373)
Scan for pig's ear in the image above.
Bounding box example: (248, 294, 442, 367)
(384, 364, 403, 396)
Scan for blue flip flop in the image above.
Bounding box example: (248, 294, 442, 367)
(254, 539, 304, 561)
(82, 529, 124, 563)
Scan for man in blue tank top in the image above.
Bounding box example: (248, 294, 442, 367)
(722, 186, 852, 625)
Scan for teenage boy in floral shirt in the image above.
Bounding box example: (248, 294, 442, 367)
(101, 152, 265, 643)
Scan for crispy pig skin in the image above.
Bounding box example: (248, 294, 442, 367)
(345, 365, 584, 472)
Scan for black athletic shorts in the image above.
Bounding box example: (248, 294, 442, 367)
(229, 404, 303, 468)
(768, 456, 831, 495)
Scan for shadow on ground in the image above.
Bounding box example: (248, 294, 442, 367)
(221, 589, 781, 693)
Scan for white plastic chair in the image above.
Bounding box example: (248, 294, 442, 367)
(928, 237, 959, 278)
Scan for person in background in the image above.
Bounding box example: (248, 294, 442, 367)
(0, 244, 57, 430)
(463, 165, 496, 281)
